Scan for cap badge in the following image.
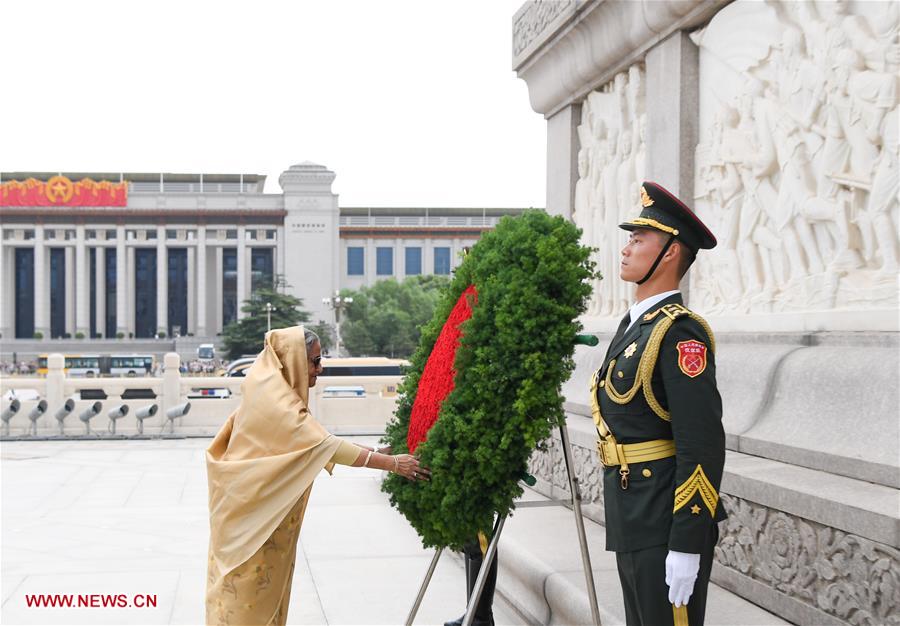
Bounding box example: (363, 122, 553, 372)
(640, 186, 654, 208)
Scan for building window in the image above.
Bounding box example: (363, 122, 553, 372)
(105, 229, 116, 240)
(405, 247, 422, 275)
(23, 230, 34, 240)
(166, 229, 178, 240)
(266, 230, 276, 240)
(65, 230, 76, 240)
(347, 247, 364, 276)
(89, 248, 97, 337)
(434, 247, 451, 275)
(223, 248, 237, 327)
(147, 230, 157, 240)
(105, 248, 117, 338)
(50, 248, 66, 338)
(226, 229, 237, 240)
(168, 248, 188, 337)
(86, 229, 97, 240)
(134, 249, 157, 338)
(14, 248, 34, 338)
(376, 247, 393, 276)
(251, 248, 274, 291)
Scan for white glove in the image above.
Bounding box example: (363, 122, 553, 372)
(665, 550, 700, 607)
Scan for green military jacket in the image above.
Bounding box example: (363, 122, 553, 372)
(591, 292, 726, 553)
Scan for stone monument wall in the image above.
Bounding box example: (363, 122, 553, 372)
(514, 1, 899, 622)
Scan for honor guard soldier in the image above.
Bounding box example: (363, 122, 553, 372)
(591, 181, 726, 626)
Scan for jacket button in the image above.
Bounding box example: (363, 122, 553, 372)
(617, 371, 624, 378)
(599, 381, 605, 388)
(642, 468, 652, 478)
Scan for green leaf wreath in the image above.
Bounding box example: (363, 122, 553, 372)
(382, 210, 597, 550)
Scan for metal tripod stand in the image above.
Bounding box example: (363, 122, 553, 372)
(405, 412, 602, 626)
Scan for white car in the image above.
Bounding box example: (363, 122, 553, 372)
(224, 357, 257, 377)
(2, 388, 41, 402)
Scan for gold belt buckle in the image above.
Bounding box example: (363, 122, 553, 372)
(597, 439, 618, 467)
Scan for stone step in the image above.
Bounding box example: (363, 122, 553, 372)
(479, 487, 788, 626)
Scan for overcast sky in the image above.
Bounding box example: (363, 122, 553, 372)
(0, 0, 546, 208)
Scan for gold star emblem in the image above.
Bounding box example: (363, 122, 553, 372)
(624, 342, 638, 358)
(45, 175, 74, 204)
(690, 504, 701, 515)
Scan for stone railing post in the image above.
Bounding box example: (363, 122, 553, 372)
(162, 352, 181, 416)
(46, 353, 66, 419)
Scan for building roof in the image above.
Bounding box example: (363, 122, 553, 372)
(0, 171, 267, 186)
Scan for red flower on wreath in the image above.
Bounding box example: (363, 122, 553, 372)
(406, 284, 478, 453)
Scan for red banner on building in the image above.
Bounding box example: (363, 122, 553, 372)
(0, 176, 128, 207)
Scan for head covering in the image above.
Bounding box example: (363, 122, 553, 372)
(206, 326, 341, 574)
(619, 181, 717, 284)
(620, 182, 717, 252)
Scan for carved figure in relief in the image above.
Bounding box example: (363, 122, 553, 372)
(692, 0, 899, 314)
(862, 104, 899, 275)
(615, 130, 636, 313)
(574, 148, 593, 247)
(575, 67, 647, 318)
(591, 143, 612, 315)
(600, 126, 622, 316)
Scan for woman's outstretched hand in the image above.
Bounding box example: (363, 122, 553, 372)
(393, 454, 430, 482)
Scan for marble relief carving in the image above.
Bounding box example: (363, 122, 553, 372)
(527, 434, 604, 508)
(718, 494, 900, 625)
(512, 0, 576, 57)
(691, 0, 899, 315)
(574, 64, 646, 318)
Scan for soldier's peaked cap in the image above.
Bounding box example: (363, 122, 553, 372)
(619, 181, 717, 252)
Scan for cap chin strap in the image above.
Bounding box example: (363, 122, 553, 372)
(636, 234, 675, 285)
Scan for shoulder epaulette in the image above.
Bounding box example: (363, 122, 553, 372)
(643, 303, 715, 353)
(643, 302, 690, 323)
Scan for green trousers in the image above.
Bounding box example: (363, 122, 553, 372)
(615, 525, 718, 626)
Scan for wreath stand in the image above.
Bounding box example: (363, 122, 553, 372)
(405, 334, 603, 626)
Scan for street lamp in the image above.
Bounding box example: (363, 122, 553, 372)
(265, 302, 276, 332)
(322, 291, 353, 357)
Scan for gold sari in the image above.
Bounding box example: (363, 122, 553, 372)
(205, 326, 343, 626)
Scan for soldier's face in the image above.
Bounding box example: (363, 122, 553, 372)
(620, 228, 663, 282)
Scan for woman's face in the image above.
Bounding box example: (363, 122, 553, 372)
(307, 341, 323, 387)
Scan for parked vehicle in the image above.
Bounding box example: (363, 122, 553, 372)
(36, 354, 155, 377)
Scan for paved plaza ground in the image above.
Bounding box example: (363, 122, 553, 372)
(2, 436, 785, 626)
(1, 436, 520, 625)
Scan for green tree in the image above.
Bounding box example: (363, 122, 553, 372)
(340, 275, 450, 358)
(222, 276, 311, 359)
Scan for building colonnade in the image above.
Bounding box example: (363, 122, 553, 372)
(0, 223, 282, 340)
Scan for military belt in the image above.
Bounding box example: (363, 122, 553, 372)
(596, 438, 675, 468)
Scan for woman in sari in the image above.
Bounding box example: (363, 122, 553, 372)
(206, 326, 424, 626)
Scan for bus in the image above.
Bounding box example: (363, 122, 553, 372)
(310, 357, 408, 432)
(36, 354, 156, 377)
(37, 355, 101, 377)
(108, 355, 155, 377)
